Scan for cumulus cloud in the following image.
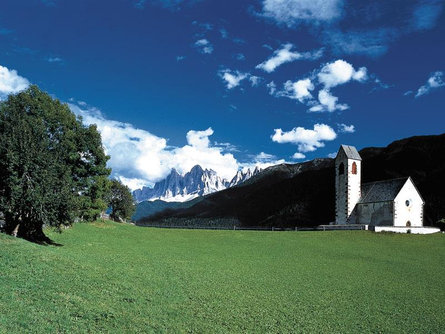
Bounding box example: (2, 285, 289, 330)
(309, 89, 349, 112)
(69, 104, 239, 190)
(307, 60, 367, 112)
(292, 152, 306, 159)
(260, 0, 344, 26)
(218, 69, 250, 89)
(256, 43, 323, 73)
(338, 123, 355, 133)
(318, 59, 367, 88)
(271, 123, 337, 153)
(194, 39, 214, 54)
(273, 59, 368, 112)
(281, 78, 314, 102)
(0, 65, 30, 100)
(415, 71, 445, 98)
(186, 128, 213, 149)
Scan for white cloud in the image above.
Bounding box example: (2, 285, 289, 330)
(309, 89, 348, 112)
(292, 152, 306, 159)
(338, 123, 355, 133)
(256, 43, 323, 73)
(0, 65, 30, 100)
(249, 76, 262, 87)
(273, 60, 369, 112)
(186, 128, 213, 149)
(267, 81, 277, 95)
(415, 71, 445, 98)
(240, 152, 286, 171)
(117, 176, 149, 191)
(318, 59, 367, 88)
(261, 0, 344, 26)
(271, 123, 337, 152)
(303, 60, 367, 112)
(219, 69, 249, 89)
(281, 78, 314, 102)
(69, 104, 239, 190)
(327, 152, 337, 158)
(194, 39, 214, 54)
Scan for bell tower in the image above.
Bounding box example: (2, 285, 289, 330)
(335, 145, 362, 224)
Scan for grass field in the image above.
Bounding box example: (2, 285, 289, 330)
(0, 221, 444, 333)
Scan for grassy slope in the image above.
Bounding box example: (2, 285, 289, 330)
(0, 221, 444, 333)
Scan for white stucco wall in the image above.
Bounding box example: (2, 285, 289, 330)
(373, 226, 439, 234)
(347, 159, 361, 222)
(335, 149, 361, 225)
(357, 201, 394, 226)
(394, 178, 424, 227)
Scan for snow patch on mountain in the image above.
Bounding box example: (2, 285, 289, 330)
(133, 165, 261, 203)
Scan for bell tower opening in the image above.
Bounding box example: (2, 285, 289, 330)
(339, 162, 344, 175)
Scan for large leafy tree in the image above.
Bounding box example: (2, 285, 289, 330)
(0, 85, 110, 241)
(107, 179, 135, 222)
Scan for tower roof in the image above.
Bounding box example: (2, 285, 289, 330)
(339, 145, 362, 160)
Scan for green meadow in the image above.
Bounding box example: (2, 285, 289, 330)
(0, 221, 444, 333)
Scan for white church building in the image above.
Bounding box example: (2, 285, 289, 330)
(334, 145, 440, 234)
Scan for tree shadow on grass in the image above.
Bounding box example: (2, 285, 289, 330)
(32, 236, 64, 247)
(0, 229, 63, 246)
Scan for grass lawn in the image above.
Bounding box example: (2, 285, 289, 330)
(0, 221, 444, 333)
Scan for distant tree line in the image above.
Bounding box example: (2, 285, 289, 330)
(0, 86, 134, 242)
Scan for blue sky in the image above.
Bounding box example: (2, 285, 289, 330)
(0, 0, 444, 189)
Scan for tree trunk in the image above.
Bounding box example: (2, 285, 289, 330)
(11, 223, 20, 237)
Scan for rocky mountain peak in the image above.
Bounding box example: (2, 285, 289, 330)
(132, 165, 263, 203)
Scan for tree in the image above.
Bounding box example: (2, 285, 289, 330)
(107, 179, 135, 222)
(0, 85, 110, 241)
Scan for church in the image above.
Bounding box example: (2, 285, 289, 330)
(334, 145, 440, 234)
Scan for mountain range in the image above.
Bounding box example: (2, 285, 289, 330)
(138, 134, 445, 228)
(133, 165, 261, 203)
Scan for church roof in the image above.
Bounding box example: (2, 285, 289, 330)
(358, 177, 409, 204)
(340, 145, 362, 160)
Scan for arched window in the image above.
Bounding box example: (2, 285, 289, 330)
(406, 221, 411, 227)
(339, 162, 344, 175)
(352, 162, 357, 175)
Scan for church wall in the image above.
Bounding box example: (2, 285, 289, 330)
(394, 180, 424, 227)
(347, 159, 361, 220)
(357, 201, 394, 226)
(335, 150, 348, 224)
(335, 149, 361, 224)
